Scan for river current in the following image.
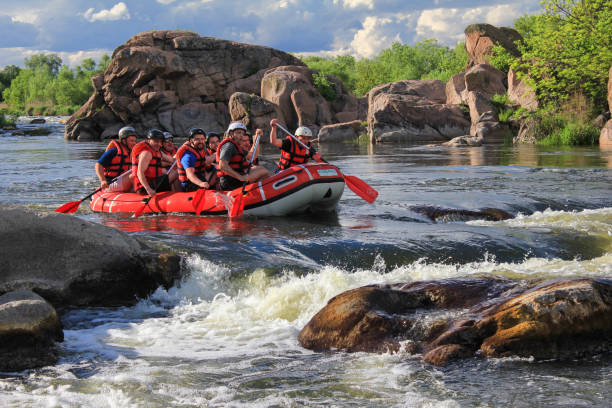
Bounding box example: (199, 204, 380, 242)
(0, 117, 611, 407)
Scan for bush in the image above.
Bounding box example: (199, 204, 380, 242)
(312, 72, 336, 101)
(538, 120, 600, 146)
(0, 111, 15, 127)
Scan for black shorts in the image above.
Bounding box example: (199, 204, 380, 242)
(219, 176, 243, 191)
(136, 174, 170, 194)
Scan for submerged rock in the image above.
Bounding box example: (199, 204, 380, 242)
(0, 290, 63, 371)
(299, 277, 612, 365)
(0, 207, 182, 308)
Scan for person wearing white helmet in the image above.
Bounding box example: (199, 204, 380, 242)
(95, 126, 137, 190)
(269, 119, 321, 172)
(216, 122, 269, 190)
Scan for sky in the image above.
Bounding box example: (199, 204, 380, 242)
(0, 0, 543, 69)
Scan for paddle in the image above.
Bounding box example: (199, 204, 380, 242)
(230, 132, 261, 218)
(133, 161, 176, 218)
(55, 169, 131, 213)
(275, 123, 378, 203)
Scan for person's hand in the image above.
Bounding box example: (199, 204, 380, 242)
(270, 118, 277, 127)
(100, 180, 109, 190)
(313, 153, 322, 162)
(256, 128, 263, 136)
(205, 155, 215, 165)
(199, 181, 210, 189)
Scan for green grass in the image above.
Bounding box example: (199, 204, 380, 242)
(537, 120, 600, 146)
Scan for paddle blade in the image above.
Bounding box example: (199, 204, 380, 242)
(132, 198, 149, 218)
(344, 175, 378, 203)
(55, 201, 81, 214)
(192, 189, 207, 215)
(229, 192, 245, 218)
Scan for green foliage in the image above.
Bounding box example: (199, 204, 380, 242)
(489, 45, 515, 73)
(537, 119, 600, 145)
(2, 53, 110, 115)
(500, 0, 612, 108)
(0, 110, 16, 127)
(312, 72, 336, 101)
(0, 65, 21, 101)
(300, 39, 468, 97)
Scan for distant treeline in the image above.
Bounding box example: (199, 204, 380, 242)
(0, 54, 110, 116)
(298, 39, 468, 97)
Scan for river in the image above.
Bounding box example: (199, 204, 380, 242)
(1, 117, 611, 407)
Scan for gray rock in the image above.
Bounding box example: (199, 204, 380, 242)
(0, 290, 63, 371)
(0, 207, 182, 307)
(318, 121, 365, 143)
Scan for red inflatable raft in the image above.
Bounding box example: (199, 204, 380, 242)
(90, 163, 345, 216)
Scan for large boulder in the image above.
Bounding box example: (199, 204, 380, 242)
(318, 121, 365, 143)
(65, 30, 304, 140)
(446, 72, 466, 105)
(508, 69, 538, 111)
(600, 120, 612, 146)
(462, 64, 507, 101)
(608, 66, 612, 112)
(464, 24, 523, 68)
(367, 80, 470, 143)
(229, 92, 283, 137)
(0, 207, 182, 307)
(299, 277, 612, 365)
(0, 290, 63, 371)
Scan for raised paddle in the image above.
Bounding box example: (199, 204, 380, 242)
(55, 169, 131, 213)
(230, 132, 261, 218)
(275, 123, 378, 203)
(133, 160, 176, 218)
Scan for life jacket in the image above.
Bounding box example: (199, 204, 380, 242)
(278, 136, 311, 170)
(216, 138, 250, 178)
(176, 142, 209, 183)
(104, 139, 132, 179)
(131, 141, 164, 191)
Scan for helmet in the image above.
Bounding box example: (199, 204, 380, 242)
(188, 127, 205, 139)
(118, 126, 137, 140)
(227, 122, 247, 133)
(147, 129, 164, 140)
(295, 126, 313, 137)
(163, 131, 174, 141)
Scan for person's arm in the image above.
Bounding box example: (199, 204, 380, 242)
(95, 163, 108, 189)
(160, 150, 174, 166)
(219, 159, 247, 182)
(269, 119, 282, 148)
(137, 151, 156, 196)
(182, 153, 209, 188)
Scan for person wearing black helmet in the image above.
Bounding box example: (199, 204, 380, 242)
(176, 127, 217, 191)
(131, 129, 178, 196)
(161, 131, 177, 168)
(95, 126, 137, 190)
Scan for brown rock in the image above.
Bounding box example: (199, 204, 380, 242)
(608, 66, 612, 112)
(467, 91, 496, 125)
(261, 68, 312, 130)
(464, 24, 523, 68)
(65, 30, 304, 140)
(318, 121, 365, 143)
(477, 279, 612, 359)
(508, 69, 538, 111)
(423, 344, 472, 366)
(446, 72, 466, 105)
(462, 64, 507, 101)
(600, 119, 612, 146)
(229, 92, 282, 136)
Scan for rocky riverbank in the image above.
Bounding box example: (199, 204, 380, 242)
(0, 207, 183, 371)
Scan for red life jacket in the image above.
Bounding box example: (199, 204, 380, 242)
(278, 136, 311, 170)
(131, 141, 164, 191)
(176, 142, 208, 183)
(216, 138, 249, 178)
(104, 139, 132, 179)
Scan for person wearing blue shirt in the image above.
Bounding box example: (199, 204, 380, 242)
(176, 128, 216, 191)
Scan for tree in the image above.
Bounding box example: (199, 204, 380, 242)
(24, 54, 62, 77)
(0, 65, 21, 101)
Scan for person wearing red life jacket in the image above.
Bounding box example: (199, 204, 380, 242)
(206, 132, 220, 158)
(269, 119, 322, 173)
(95, 126, 137, 189)
(161, 131, 177, 168)
(216, 122, 269, 191)
(240, 130, 261, 166)
(131, 129, 178, 196)
(176, 127, 217, 192)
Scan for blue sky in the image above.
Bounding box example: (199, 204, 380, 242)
(0, 0, 542, 68)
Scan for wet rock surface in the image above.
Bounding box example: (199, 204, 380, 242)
(299, 277, 612, 366)
(0, 207, 182, 308)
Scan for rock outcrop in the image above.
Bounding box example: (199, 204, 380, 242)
(464, 24, 523, 68)
(0, 290, 63, 371)
(367, 80, 470, 143)
(318, 120, 365, 143)
(65, 30, 304, 140)
(507, 68, 538, 111)
(601, 66, 612, 146)
(0, 207, 182, 307)
(299, 277, 612, 365)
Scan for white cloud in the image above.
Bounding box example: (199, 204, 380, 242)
(156, 0, 178, 4)
(0, 47, 113, 69)
(83, 2, 130, 23)
(11, 12, 40, 25)
(333, 0, 374, 9)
